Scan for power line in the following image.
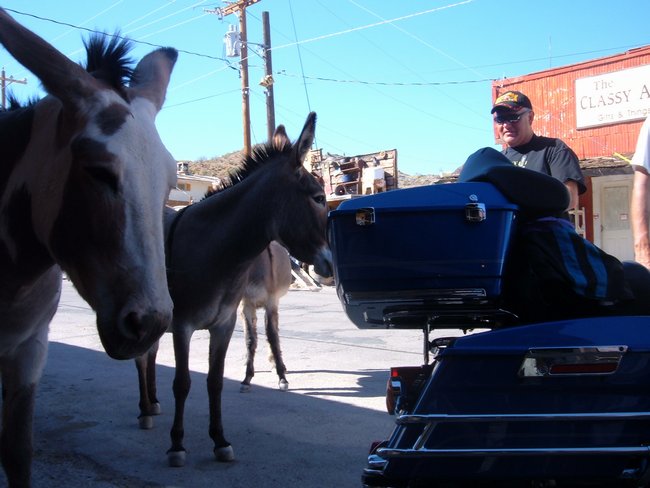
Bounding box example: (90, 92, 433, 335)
(4, 4, 648, 125)
(247, 4, 482, 131)
(3, 7, 231, 64)
(344, 0, 485, 121)
(4, 7, 646, 91)
(348, 0, 485, 79)
(271, 0, 474, 52)
(420, 44, 650, 75)
(315, 0, 427, 86)
(164, 88, 241, 109)
(287, 0, 311, 114)
(122, 2, 180, 31)
(123, 0, 207, 35)
(274, 70, 494, 86)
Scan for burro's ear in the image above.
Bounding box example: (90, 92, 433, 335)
(0, 7, 98, 111)
(129, 48, 178, 112)
(272, 124, 291, 151)
(290, 112, 316, 169)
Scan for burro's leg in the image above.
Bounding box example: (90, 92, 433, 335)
(167, 327, 193, 467)
(135, 340, 161, 429)
(240, 301, 258, 392)
(265, 304, 288, 391)
(1, 326, 48, 488)
(208, 316, 237, 462)
(1, 381, 37, 488)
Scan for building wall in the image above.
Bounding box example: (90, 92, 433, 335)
(167, 174, 221, 207)
(492, 46, 650, 159)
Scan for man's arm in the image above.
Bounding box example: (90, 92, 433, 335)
(564, 180, 579, 211)
(547, 142, 585, 210)
(631, 167, 650, 269)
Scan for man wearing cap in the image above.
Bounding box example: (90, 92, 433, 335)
(491, 90, 586, 215)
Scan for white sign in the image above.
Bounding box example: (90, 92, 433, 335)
(575, 64, 650, 129)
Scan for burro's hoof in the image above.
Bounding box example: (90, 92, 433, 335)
(138, 415, 154, 430)
(168, 450, 186, 468)
(279, 379, 289, 391)
(138, 403, 161, 429)
(239, 383, 251, 393)
(214, 445, 235, 462)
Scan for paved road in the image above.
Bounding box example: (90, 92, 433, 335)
(17, 279, 461, 488)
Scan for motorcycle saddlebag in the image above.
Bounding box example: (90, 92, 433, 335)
(328, 182, 518, 329)
(369, 316, 650, 486)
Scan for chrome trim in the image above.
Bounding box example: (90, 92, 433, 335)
(367, 454, 387, 470)
(465, 202, 486, 222)
(344, 288, 487, 305)
(378, 411, 650, 460)
(355, 207, 375, 226)
(377, 445, 650, 459)
(396, 411, 650, 425)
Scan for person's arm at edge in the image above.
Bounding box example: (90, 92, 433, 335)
(631, 166, 650, 269)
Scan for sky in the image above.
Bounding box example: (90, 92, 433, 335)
(1, 0, 650, 175)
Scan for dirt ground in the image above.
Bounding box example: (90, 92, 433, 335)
(18, 279, 442, 488)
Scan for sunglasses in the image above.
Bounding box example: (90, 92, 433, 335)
(494, 110, 529, 124)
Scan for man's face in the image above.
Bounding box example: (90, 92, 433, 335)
(494, 108, 535, 148)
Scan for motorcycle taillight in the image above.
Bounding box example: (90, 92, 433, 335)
(385, 365, 433, 415)
(518, 346, 627, 377)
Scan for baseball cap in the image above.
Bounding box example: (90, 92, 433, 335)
(491, 91, 533, 113)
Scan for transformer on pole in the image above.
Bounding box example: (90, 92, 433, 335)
(208, 0, 261, 157)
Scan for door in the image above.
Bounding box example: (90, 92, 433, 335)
(592, 175, 634, 261)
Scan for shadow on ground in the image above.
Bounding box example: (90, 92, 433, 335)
(29, 341, 396, 488)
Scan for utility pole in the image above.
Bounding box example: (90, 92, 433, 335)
(0, 68, 27, 109)
(261, 11, 275, 141)
(209, 0, 261, 157)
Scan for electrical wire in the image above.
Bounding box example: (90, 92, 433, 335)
(4, 3, 647, 161)
(164, 88, 241, 108)
(4, 7, 646, 91)
(51, 0, 125, 43)
(122, 2, 180, 31)
(248, 88, 359, 154)
(346, 0, 485, 120)
(274, 70, 494, 86)
(349, 0, 484, 79)
(271, 0, 473, 52)
(136, 13, 210, 41)
(124, 0, 208, 37)
(247, 5, 485, 134)
(314, 0, 423, 83)
(2, 7, 230, 64)
(287, 0, 312, 114)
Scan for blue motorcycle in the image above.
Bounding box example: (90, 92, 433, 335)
(329, 148, 650, 488)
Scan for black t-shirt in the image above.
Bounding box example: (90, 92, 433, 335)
(503, 134, 586, 194)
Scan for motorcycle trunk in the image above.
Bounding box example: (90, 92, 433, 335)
(329, 182, 518, 330)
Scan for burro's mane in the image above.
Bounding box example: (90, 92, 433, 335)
(202, 142, 292, 200)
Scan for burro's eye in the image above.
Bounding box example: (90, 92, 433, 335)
(313, 194, 326, 205)
(72, 137, 120, 194)
(85, 165, 119, 194)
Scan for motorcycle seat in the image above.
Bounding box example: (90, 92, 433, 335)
(459, 147, 569, 218)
